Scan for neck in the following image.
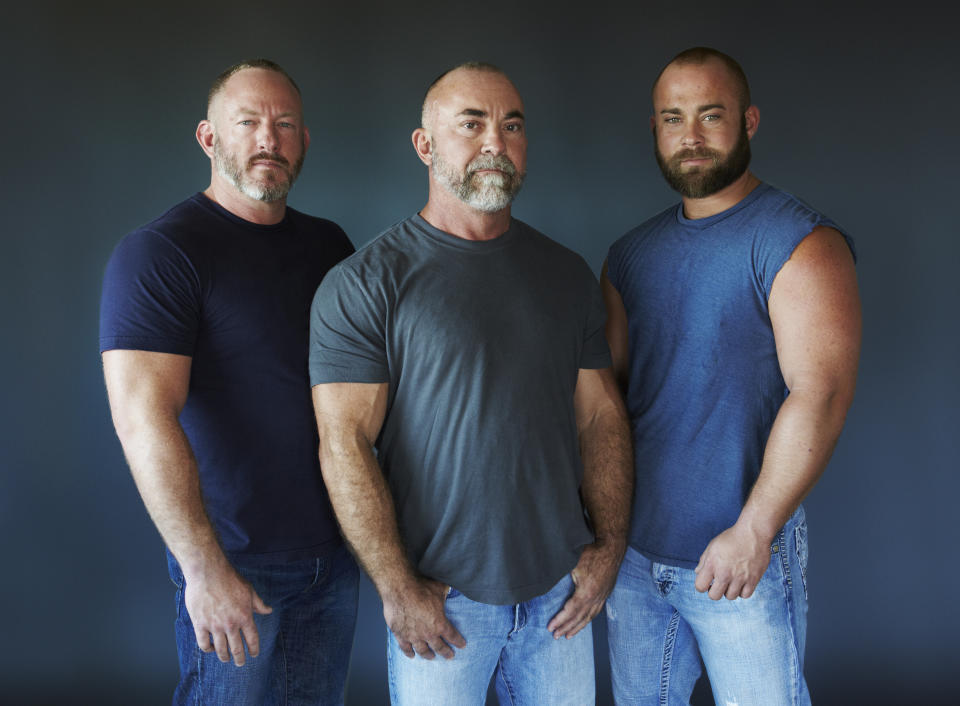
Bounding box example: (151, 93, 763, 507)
(204, 175, 287, 226)
(419, 182, 512, 241)
(680, 170, 761, 220)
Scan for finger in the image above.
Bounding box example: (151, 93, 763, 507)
(694, 567, 713, 593)
(412, 640, 435, 660)
(724, 579, 744, 601)
(252, 591, 273, 615)
(212, 631, 231, 663)
(548, 595, 590, 637)
(194, 627, 214, 653)
(396, 637, 416, 659)
(242, 619, 261, 658)
(708, 578, 727, 601)
(441, 621, 466, 649)
(227, 629, 247, 667)
(740, 582, 757, 599)
(429, 637, 456, 660)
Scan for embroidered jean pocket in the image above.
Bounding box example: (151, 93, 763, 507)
(794, 521, 809, 600)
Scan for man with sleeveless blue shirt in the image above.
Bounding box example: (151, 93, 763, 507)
(309, 62, 633, 705)
(100, 60, 358, 704)
(602, 48, 861, 704)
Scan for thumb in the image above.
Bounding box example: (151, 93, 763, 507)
(252, 590, 273, 615)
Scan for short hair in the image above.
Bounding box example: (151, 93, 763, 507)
(653, 47, 751, 112)
(207, 58, 301, 114)
(420, 61, 510, 129)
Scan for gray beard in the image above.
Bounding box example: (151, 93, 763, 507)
(432, 148, 525, 213)
(213, 137, 302, 203)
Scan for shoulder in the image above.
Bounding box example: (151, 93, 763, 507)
(283, 206, 353, 249)
(752, 184, 855, 260)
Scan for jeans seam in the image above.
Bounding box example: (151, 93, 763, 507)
(777, 523, 805, 705)
(659, 610, 681, 706)
(497, 657, 518, 706)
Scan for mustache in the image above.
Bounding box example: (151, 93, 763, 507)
(671, 148, 720, 163)
(247, 152, 290, 168)
(467, 155, 517, 176)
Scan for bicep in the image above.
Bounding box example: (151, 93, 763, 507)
(600, 261, 629, 391)
(102, 349, 192, 423)
(768, 227, 861, 396)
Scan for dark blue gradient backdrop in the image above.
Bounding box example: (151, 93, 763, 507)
(2, 2, 956, 704)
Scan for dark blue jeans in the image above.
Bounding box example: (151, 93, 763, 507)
(167, 545, 359, 705)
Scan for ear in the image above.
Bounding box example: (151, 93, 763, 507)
(196, 120, 215, 158)
(303, 125, 311, 153)
(649, 115, 656, 134)
(412, 127, 432, 167)
(744, 105, 760, 139)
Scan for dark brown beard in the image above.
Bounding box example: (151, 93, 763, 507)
(655, 120, 751, 199)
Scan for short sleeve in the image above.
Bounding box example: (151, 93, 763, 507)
(99, 229, 199, 355)
(309, 264, 391, 385)
(578, 272, 613, 370)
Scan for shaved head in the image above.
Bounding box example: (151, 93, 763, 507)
(653, 47, 751, 112)
(420, 61, 513, 131)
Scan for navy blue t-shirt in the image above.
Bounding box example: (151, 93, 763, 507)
(100, 193, 354, 562)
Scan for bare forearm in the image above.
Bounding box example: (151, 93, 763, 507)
(580, 406, 633, 552)
(319, 439, 419, 600)
(117, 414, 226, 576)
(739, 385, 853, 542)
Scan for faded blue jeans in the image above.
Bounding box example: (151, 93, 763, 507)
(387, 573, 595, 705)
(167, 544, 359, 705)
(606, 507, 810, 706)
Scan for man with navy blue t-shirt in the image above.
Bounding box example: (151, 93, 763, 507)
(602, 48, 862, 704)
(100, 60, 358, 705)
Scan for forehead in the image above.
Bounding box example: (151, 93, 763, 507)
(214, 68, 302, 114)
(430, 70, 524, 118)
(653, 60, 738, 109)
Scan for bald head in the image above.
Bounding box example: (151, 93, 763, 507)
(653, 47, 751, 113)
(207, 58, 301, 119)
(420, 62, 516, 132)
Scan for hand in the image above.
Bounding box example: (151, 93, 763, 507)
(183, 564, 273, 666)
(694, 523, 772, 600)
(383, 578, 466, 660)
(547, 539, 624, 639)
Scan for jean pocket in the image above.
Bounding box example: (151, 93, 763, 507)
(794, 521, 809, 600)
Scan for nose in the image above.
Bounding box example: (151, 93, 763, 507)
(680, 122, 703, 147)
(480, 125, 505, 156)
(256, 122, 281, 152)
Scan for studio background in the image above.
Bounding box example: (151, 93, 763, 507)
(2, 2, 955, 704)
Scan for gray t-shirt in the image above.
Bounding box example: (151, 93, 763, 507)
(309, 214, 611, 604)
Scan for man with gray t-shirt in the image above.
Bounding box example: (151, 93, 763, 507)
(309, 62, 633, 705)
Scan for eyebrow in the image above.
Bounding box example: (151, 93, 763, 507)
(456, 108, 526, 121)
(659, 103, 727, 115)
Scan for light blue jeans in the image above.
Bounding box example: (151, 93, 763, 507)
(606, 507, 810, 706)
(167, 544, 359, 705)
(387, 573, 595, 705)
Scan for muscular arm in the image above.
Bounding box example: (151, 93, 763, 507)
(102, 349, 271, 665)
(695, 227, 862, 600)
(548, 367, 634, 638)
(600, 260, 630, 392)
(312, 382, 465, 659)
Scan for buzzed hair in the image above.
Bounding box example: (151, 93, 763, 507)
(207, 58, 301, 114)
(420, 61, 510, 129)
(653, 47, 752, 112)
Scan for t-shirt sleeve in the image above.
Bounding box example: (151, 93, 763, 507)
(99, 229, 199, 355)
(309, 264, 390, 385)
(579, 271, 613, 370)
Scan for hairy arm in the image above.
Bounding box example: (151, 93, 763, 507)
(547, 366, 634, 638)
(695, 227, 862, 599)
(312, 382, 465, 659)
(102, 349, 271, 665)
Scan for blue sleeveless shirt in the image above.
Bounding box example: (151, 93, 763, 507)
(607, 183, 854, 567)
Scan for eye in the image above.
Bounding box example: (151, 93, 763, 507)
(664, 116, 681, 124)
(462, 121, 480, 130)
(702, 114, 721, 122)
(239, 120, 255, 126)
(278, 121, 296, 129)
(504, 123, 523, 133)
